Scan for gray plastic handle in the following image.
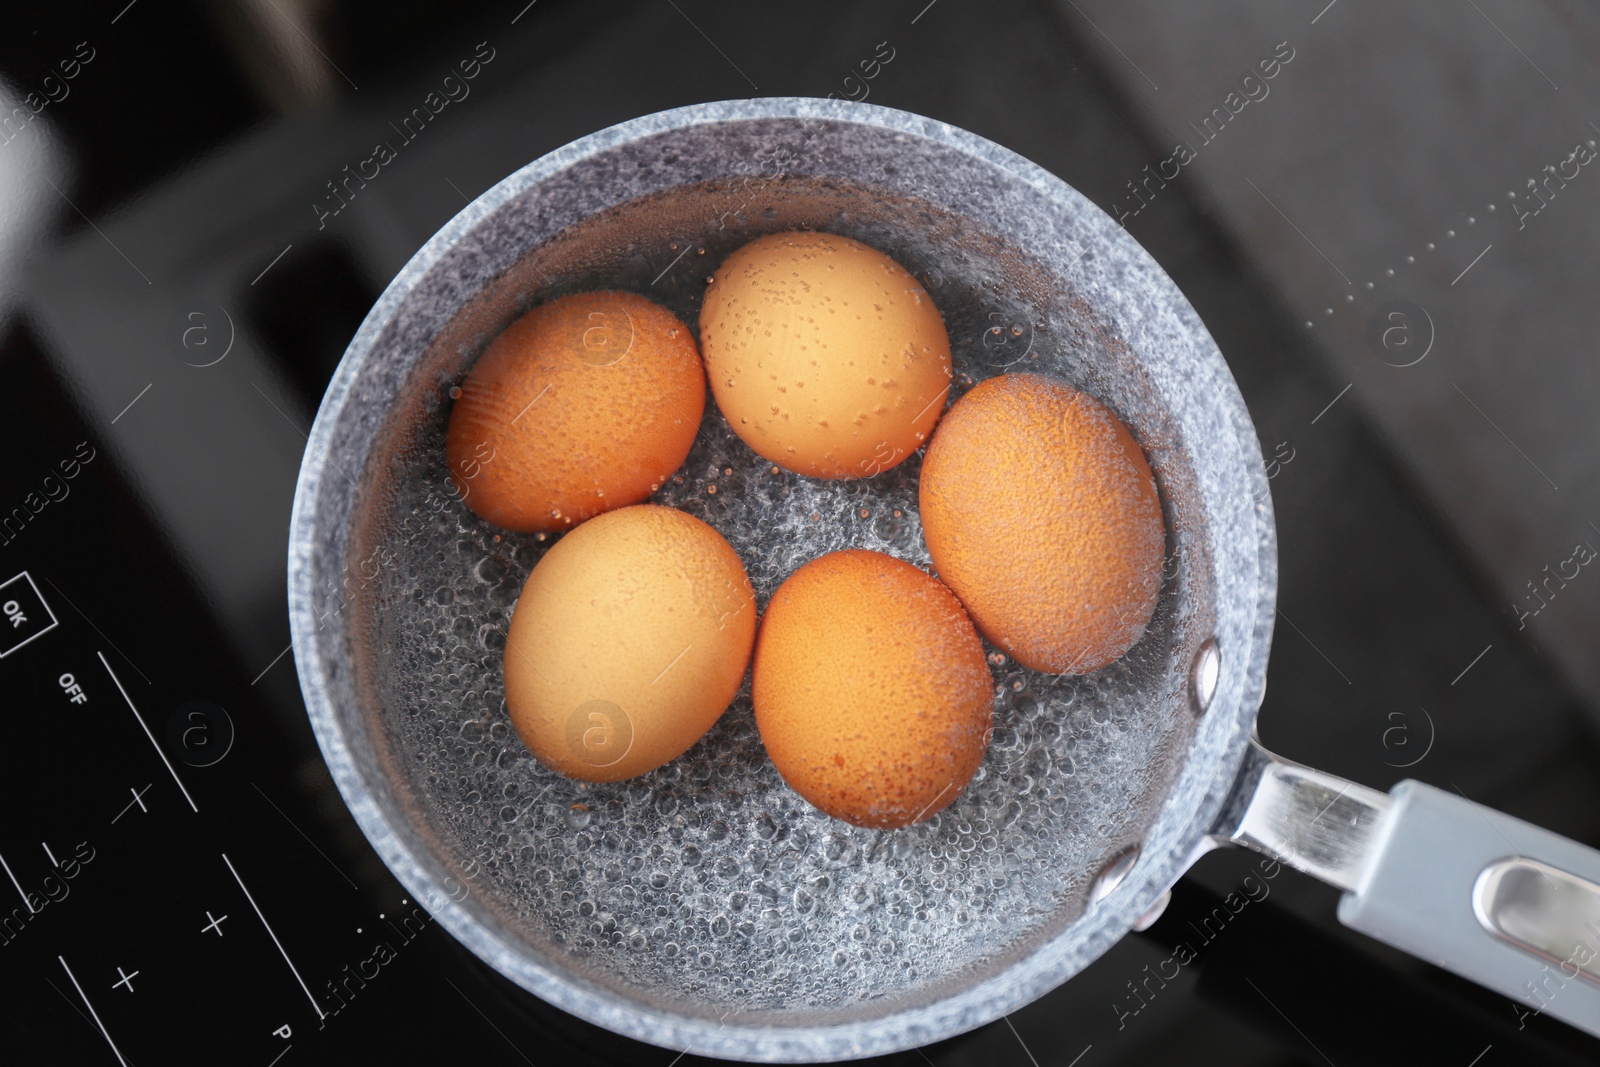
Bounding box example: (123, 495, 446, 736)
(1339, 780, 1600, 1038)
(1213, 743, 1600, 1039)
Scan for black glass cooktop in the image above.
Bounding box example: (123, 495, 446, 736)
(3, 2, 1598, 1065)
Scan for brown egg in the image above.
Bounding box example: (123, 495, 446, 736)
(919, 373, 1164, 674)
(752, 549, 992, 829)
(445, 290, 705, 532)
(503, 505, 756, 782)
(699, 232, 951, 479)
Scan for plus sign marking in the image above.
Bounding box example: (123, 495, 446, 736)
(112, 966, 139, 992)
(202, 911, 228, 936)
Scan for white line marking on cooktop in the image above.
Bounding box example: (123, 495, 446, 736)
(100, 651, 197, 811)
(59, 956, 130, 1067)
(0, 849, 33, 911)
(223, 853, 325, 1018)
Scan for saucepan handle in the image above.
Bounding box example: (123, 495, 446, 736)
(1215, 741, 1600, 1038)
(1338, 779, 1600, 1037)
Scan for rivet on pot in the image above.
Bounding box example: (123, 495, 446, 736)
(1089, 844, 1140, 906)
(1190, 637, 1220, 716)
(1132, 889, 1172, 931)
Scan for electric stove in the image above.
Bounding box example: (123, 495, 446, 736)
(4, 2, 1598, 1064)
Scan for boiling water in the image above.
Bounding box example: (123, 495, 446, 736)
(362, 183, 1205, 1019)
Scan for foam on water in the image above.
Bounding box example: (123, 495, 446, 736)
(359, 179, 1206, 1019)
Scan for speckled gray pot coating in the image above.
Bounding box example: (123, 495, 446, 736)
(288, 98, 1276, 1062)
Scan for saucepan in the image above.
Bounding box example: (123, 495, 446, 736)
(287, 98, 1600, 1060)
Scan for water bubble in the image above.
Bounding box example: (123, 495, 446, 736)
(566, 804, 592, 830)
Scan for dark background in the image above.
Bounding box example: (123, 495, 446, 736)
(1, 2, 1597, 1065)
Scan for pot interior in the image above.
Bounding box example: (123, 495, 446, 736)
(350, 171, 1212, 1025)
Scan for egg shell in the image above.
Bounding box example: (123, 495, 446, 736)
(919, 372, 1164, 674)
(752, 549, 993, 829)
(446, 290, 705, 532)
(503, 504, 757, 782)
(699, 231, 952, 479)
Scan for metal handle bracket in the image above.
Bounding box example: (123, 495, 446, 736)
(1209, 739, 1392, 892)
